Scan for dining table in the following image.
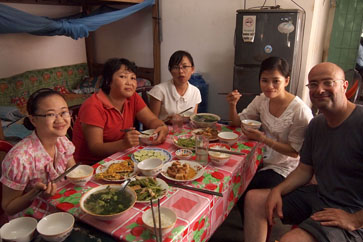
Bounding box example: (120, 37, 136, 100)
(26, 123, 264, 242)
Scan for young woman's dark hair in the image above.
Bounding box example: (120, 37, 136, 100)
(23, 88, 65, 130)
(168, 50, 194, 71)
(101, 58, 138, 95)
(258, 56, 291, 80)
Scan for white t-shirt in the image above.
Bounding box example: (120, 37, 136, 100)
(148, 79, 202, 120)
(238, 93, 313, 177)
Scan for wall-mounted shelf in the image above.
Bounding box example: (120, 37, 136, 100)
(0, 0, 143, 5)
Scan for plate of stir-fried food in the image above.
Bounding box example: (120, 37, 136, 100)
(129, 177, 168, 203)
(191, 127, 219, 141)
(95, 159, 137, 182)
(173, 134, 196, 150)
(161, 160, 204, 182)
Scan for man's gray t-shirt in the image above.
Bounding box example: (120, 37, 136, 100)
(300, 105, 363, 212)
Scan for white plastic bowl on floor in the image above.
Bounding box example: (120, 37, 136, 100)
(0, 217, 37, 242)
(37, 212, 74, 242)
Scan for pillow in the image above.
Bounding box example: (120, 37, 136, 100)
(77, 76, 102, 94)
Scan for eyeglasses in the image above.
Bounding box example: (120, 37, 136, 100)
(33, 110, 72, 121)
(305, 79, 344, 90)
(171, 65, 192, 72)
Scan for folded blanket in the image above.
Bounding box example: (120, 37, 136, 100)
(3, 123, 32, 139)
(0, 106, 24, 121)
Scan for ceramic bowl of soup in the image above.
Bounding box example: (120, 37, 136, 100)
(66, 165, 94, 186)
(142, 207, 177, 236)
(37, 212, 74, 242)
(241, 119, 262, 130)
(0, 217, 37, 242)
(190, 113, 220, 128)
(79, 184, 136, 221)
(139, 129, 158, 145)
(175, 149, 193, 160)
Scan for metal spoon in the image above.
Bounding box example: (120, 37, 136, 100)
(119, 178, 131, 193)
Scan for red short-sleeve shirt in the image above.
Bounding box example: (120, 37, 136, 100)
(72, 90, 146, 164)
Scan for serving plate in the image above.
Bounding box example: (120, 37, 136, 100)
(161, 160, 205, 182)
(191, 128, 219, 141)
(131, 148, 172, 164)
(173, 134, 196, 150)
(95, 160, 138, 182)
(129, 177, 169, 203)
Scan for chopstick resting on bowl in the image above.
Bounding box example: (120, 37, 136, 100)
(150, 199, 162, 242)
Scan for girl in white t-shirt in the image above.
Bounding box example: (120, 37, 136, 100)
(148, 50, 202, 121)
(227, 56, 313, 190)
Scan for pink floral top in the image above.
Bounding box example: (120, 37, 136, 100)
(1, 132, 75, 192)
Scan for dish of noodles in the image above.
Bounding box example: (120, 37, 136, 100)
(95, 159, 137, 182)
(161, 160, 204, 182)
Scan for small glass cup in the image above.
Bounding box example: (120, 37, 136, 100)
(171, 114, 183, 134)
(195, 135, 209, 164)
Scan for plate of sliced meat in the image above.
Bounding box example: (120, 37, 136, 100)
(161, 160, 205, 182)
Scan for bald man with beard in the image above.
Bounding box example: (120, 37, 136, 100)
(243, 62, 363, 242)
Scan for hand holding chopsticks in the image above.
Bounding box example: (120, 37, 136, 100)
(163, 107, 193, 123)
(150, 198, 162, 242)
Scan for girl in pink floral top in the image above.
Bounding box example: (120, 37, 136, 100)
(1, 88, 76, 216)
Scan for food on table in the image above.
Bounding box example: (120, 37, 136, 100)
(166, 161, 197, 180)
(84, 186, 133, 215)
(67, 167, 90, 178)
(193, 114, 219, 122)
(95, 159, 134, 180)
(133, 149, 169, 162)
(129, 177, 166, 201)
(176, 136, 196, 148)
(194, 127, 219, 140)
(209, 145, 230, 158)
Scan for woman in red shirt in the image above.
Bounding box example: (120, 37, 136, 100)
(72, 58, 168, 164)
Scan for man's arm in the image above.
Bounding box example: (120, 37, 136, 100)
(311, 208, 363, 231)
(266, 162, 314, 224)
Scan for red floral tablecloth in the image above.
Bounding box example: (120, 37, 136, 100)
(26, 124, 263, 242)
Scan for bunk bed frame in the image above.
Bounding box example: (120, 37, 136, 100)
(0, 0, 161, 85)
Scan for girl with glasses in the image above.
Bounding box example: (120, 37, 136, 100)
(1, 88, 76, 216)
(148, 50, 202, 122)
(226, 57, 313, 213)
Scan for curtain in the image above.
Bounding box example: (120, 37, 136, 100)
(0, 0, 154, 40)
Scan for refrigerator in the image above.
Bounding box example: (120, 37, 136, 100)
(233, 9, 304, 111)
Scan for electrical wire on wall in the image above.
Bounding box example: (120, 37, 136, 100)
(248, 0, 279, 10)
(290, 0, 306, 95)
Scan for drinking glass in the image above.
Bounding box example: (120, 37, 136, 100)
(195, 135, 209, 164)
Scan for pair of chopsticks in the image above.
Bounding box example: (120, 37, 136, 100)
(120, 128, 149, 135)
(191, 147, 246, 156)
(35, 163, 80, 197)
(163, 107, 193, 122)
(150, 198, 162, 242)
(218, 92, 258, 96)
(167, 182, 223, 197)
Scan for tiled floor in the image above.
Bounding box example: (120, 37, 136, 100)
(209, 205, 291, 242)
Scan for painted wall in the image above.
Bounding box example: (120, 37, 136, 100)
(0, 1, 332, 119)
(159, 0, 330, 119)
(0, 3, 86, 78)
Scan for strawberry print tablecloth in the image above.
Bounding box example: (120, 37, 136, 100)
(28, 124, 264, 242)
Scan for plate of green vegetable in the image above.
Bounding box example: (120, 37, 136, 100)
(129, 176, 168, 203)
(173, 134, 196, 150)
